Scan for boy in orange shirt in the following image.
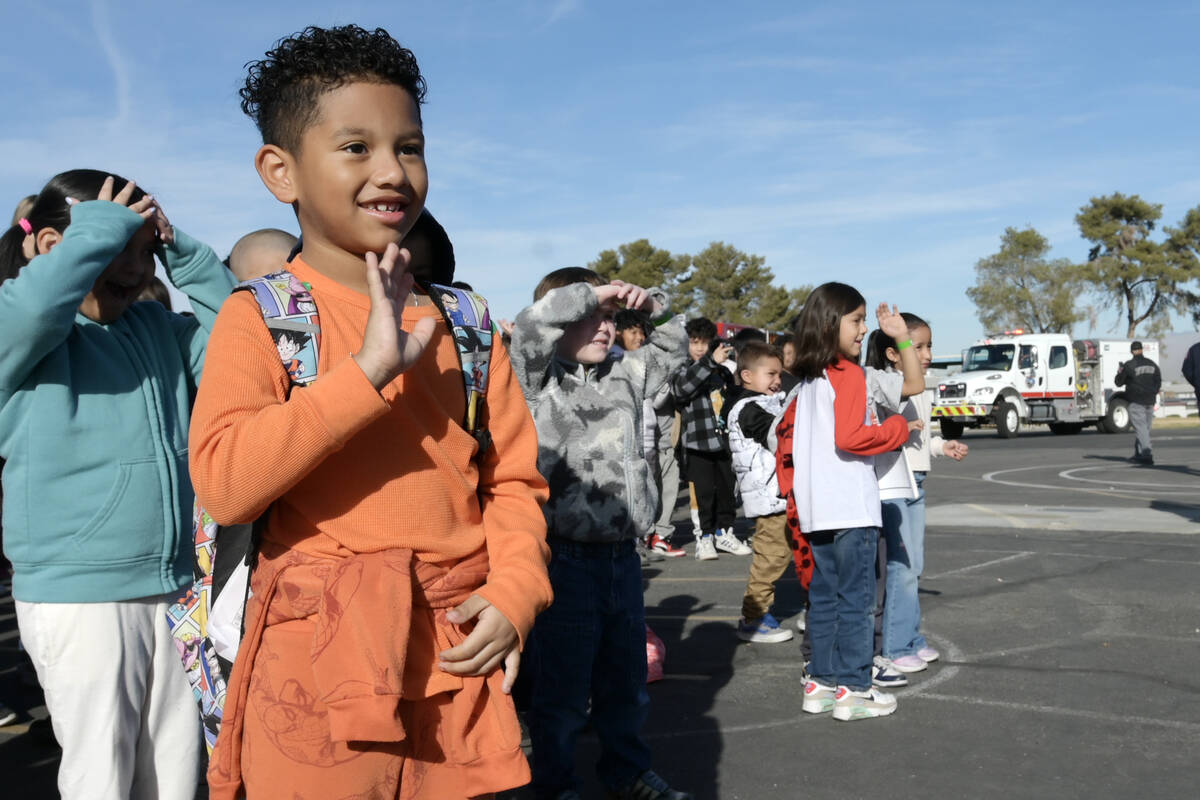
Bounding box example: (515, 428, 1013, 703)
(189, 25, 551, 800)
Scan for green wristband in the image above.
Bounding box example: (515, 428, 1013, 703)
(897, 339, 913, 351)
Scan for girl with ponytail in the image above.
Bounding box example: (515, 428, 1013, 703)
(0, 170, 233, 799)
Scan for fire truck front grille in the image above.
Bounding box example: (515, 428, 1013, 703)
(938, 383, 966, 399)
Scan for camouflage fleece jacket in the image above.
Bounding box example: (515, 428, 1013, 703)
(510, 282, 688, 542)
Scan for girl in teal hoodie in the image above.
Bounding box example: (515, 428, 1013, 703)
(0, 171, 233, 800)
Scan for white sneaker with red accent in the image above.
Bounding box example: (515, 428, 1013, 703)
(648, 533, 687, 558)
(801, 679, 836, 714)
(833, 685, 898, 721)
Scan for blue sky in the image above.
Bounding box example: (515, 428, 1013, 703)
(2, 0, 1198, 354)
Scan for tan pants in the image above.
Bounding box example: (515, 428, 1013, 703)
(741, 513, 792, 621)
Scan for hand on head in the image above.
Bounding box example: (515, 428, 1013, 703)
(593, 280, 660, 315)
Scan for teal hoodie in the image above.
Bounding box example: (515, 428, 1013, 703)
(0, 200, 234, 603)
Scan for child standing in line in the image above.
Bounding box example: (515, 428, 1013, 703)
(726, 341, 794, 644)
(864, 313, 968, 677)
(0, 171, 233, 798)
(614, 308, 668, 563)
(674, 318, 752, 560)
(785, 283, 922, 722)
(858, 307, 927, 689)
(510, 267, 691, 800)
(190, 26, 551, 799)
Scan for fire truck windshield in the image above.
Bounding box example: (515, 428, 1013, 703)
(964, 344, 1015, 372)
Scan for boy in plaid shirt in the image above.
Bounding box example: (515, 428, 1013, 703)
(673, 318, 752, 561)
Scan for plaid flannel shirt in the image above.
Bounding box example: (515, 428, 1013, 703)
(672, 354, 734, 453)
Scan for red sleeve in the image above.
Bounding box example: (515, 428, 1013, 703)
(775, 398, 796, 496)
(828, 360, 909, 456)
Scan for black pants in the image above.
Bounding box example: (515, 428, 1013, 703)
(686, 448, 736, 536)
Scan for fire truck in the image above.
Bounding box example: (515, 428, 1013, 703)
(931, 331, 1159, 439)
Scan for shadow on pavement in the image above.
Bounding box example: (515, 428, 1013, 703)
(641, 595, 738, 800)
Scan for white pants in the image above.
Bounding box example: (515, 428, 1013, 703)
(15, 594, 201, 800)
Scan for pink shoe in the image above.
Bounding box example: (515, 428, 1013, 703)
(917, 646, 940, 663)
(889, 654, 928, 673)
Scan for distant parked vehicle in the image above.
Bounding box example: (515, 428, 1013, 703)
(931, 331, 1159, 439)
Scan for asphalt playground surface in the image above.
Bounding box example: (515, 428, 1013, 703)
(3, 422, 1198, 799)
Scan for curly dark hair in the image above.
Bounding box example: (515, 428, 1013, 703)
(240, 25, 427, 152)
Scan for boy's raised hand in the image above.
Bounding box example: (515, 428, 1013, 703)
(439, 594, 522, 693)
(354, 242, 437, 391)
(595, 280, 663, 315)
(876, 302, 908, 341)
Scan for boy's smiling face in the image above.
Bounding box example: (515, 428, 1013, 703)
(268, 81, 428, 259)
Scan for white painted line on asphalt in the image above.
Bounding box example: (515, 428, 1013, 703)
(937, 470, 1152, 502)
(641, 714, 808, 740)
(983, 464, 1188, 498)
(911, 693, 1200, 732)
(927, 503, 1200, 534)
(895, 632, 962, 699)
(925, 545, 1200, 565)
(924, 551, 1034, 579)
(1059, 466, 1198, 493)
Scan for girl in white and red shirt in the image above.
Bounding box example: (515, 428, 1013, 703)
(785, 282, 922, 722)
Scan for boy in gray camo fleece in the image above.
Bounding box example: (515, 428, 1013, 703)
(510, 267, 691, 800)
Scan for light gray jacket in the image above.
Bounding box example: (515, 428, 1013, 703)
(510, 283, 687, 542)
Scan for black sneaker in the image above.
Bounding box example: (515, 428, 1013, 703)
(0, 701, 18, 727)
(608, 770, 693, 800)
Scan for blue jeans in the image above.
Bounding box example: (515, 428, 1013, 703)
(807, 527, 877, 691)
(882, 472, 928, 658)
(527, 538, 651, 798)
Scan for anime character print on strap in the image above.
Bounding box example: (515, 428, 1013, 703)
(433, 284, 493, 433)
(240, 271, 322, 386)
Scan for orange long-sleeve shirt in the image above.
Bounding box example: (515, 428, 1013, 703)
(188, 257, 551, 641)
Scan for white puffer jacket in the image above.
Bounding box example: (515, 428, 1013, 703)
(728, 392, 787, 518)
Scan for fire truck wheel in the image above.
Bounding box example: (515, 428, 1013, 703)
(939, 418, 965, 439)
(1102, 398, 1132, 434)
(995, 400, 1020, 438)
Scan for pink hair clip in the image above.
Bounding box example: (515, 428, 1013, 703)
(18, 218, 32, 235)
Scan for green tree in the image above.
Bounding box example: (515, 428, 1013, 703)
(588, 239, 689, 301)
(674, 241, 811, 330)
(1076, 193, 1199, 337)
(1163, 207, 1200, 326)
(965, 227, 1084, 334)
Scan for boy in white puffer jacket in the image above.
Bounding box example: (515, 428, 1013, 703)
(727, 342, 794, 644)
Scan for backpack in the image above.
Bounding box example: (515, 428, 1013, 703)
(166, 271, 495, 753)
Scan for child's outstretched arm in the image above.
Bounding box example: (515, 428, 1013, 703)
(828, 361, 920, 456)
(0, 187, 153, 400)
(877, 303, 925, 397)
(509, 282, 597, 404)
(190, 244, 431, 524)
